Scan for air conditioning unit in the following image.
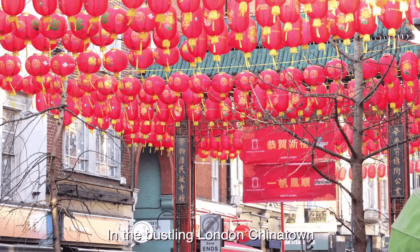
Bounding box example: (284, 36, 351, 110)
(120, 177, 127, 185)
(230, 195, 241, 205)
(364, 208, 380, 224)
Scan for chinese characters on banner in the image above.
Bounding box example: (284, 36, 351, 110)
(176, 137, 189, 204)
(240, 124, 337, 165)
(389, 125, 405, 198)
(243, 162, 336, 203)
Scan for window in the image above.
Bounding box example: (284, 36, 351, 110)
(380, 180, 389, 218)
(64, 119, 88, 171)
(1, 109, 18, 198)
(305, 201, 327, 209)
(212, 159, 219, 202)
(365, 178, 377, 209)
(96, 129, 121, 177)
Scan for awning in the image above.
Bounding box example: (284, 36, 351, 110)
(0, 243, 57, 251)
(70, 248, 131, 252)
(222, 241, 263, 252)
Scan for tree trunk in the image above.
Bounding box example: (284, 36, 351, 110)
(352, 34, 368, 252)
(48, 83, 68, 252)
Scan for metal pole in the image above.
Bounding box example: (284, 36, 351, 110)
(351, 216, 354, 251)
(281, 203, 285, 252)
(300, 239, 303, 252)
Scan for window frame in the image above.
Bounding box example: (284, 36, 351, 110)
(1, 108, 19, 198)
(95, 128, 121, 178)
(63, 118, 89, 172)
(212, 159, 219, 202)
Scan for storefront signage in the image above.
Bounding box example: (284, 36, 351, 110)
(175, 137, 189, 204)
(244, 162, 336, 203)
(389, 125, 405, 198)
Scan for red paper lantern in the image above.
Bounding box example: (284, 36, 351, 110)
(156, 99, 170, 122)
(0, 54, 21, 82)
(228, 0, 250, 48)
(91, 24, 114, 53)
(58, 0, 84, 24)
(31, 34, 58, 53)
(335, 9, 356, 48)
(130, 6, 156, 33)
(83, 0, 109, 23)
(101, 7, 129, 39)
(262, 19, 285, 59)
(356, 1, 378, 42)
(400, 51, 418, 83)
(380, 1, 404, 37)
(159, 85, 178, 107)
(0, 33, 26, 56)
(154, 47, 180, 73)
(189, 73, 211, 96)
(188, 29, 207, 63)
(155, 7, 178, 41)
(404, 78, 419, 103)
(338, 167, 347, 181)
(168, 72, 189, 96)
(362, 58, 379, 80)
(21, 75, 40, 95)
(284, 16, 302, 54)
(12, 14, 40, 44)
(379, 53, 398, 84)
(280, 67, 303, 89)
(35, 91, 50, 113)
(183, 88, 202, 107)
(1, 0, 25, 23)
(139, 88, 155, 106)
(103, 49, 128, 78)
(303, 65, 326, 87)
(212, 73, 234, 98)
(122, 0, 145, 23)
(338, 0, 360, 23)
(187, 103, 203, 126)
(62, 30, 87, 57)
(77, 51, 101, 80)
(362, 165, 368, 179)
(255, 0, 275, 36)
(307, 0, 329, 25)
(144, 75, 165, 100)
(124, 28, 150, 55)
(367, 165, 376, 180)
(251, 85, 267, 118)
(171, 99, 186, 126)
(377, 163, 386, 179)
(128, 48, 154, 74)
(120, 75, 141, 100)
(180, 40, 196, 67)
(95, 75, 118, 97)
(349, 167, 353, 180)
(181, 7, 203, 39)
(235, 71, 257, 92)
(205, 98, 221, 125)
(51, 53, 76, 81)
(33, 0, 57, 25)
(203, 7, 225, 36)
(325, 59, 348, 82)
(153, 30, 180, 54)
(25, 53, 50, 82)
(258, 69, 280, 94)
(310, 16, 330, 52)
(0, 9, 13, 41)
(208, 24, 228, 62)
(386, 78, 400, 109)
(237, 19, 257, 67)
(71, 12, 99, 45)
(1, 74, 22, 95)
(279, 0, 300, 33)
(328, 11, 338, 40)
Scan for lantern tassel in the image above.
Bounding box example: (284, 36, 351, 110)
(345, 13, 354, 22)
(239, 2, 248, 16)
(271, 6, 280, 23)
(284, 22, 292, 32)
(236, 33, 243, 48)
(214, 55, 221, 62)
(400, 1, 408, 19)
(68, 16, 76, 23)
(183, 12, 193, 22)
(210, 36, 219, 44)
(88, 17, 100, 33)
(319, 43, 326, 54)
(188, 38, 197, 48)
(262, 27, 271, 44)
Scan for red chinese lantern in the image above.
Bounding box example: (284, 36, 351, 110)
(251, 85, 267, 118)
(208, 24, 228, 62)
(70, 12, 99, 45)
(400, 51, 418, 84)
(181, 7, 203, 39)
(367, 0, 388, 17)
(12, 14, 40, 45)
(0, 8, 13, 41)
(1, 74, 22, 95)
(362, 165, 368, 179)
(303, 65, 326, 88)
(349, 167, 353, 180)
(258, 69, 280, 94)
(227, 0, 250, 47)
(379, 53, 398, 84)
(235, 71, 257, 92)
(171, 99, 185, 127)
(51, 53, 76, 81)
(103, 49, 128, 78)
(189, 73, 211, 97)
(188, 29, 207, 63)
(307, 0, 329, 34)
(255, 0, 275, 40)
(367, 164, 376, 180)
(338, 0, 359, 23)
(280, 67, 303, 89)
(280, 0, 301, 33)
(178, 0, 200, 22)
(404, 78, 419, 103)
(25, 53, 50, 82)
(362, 58, 379, 80)
(205, 98, 221, 126)
(155, 7, 177, 42)
(31, 34, 58, 53)
(0, 33, 26, 56)
(154, 47, 180, 73)
(416, 160, 420, 174)
(212, 73, 234, 98)
(180, 40, 196, 67)
(77, 51, 101, 79)
(62, 30, 87, 57)
(262, 20, 285, 65)
(356, 1, 377, 43)
(91, 24, 114, 53)
(183, 88, 202, 107)
(33, 0, 57, 24)
(153, 30, 180, 55)
(285, 16, 302, 54)
(120, 75, 141, 100)
(107, 95, 122, 124)
(338, 167, 347, 181)
(156, 99, 170, 122)
(128, 48, 154, 74)
(159, 85, 178, 108)
(386, 78, 400, 109)
(95, 75, 118, 97)
(335, 9, 356, 49)
(1, 0, 25, 23)
(328, 11, 338, 39)
(377, 163, 386, 179)
(122, 0, 145, 24)
(237, 19, 257, 68)
(35, 91, 50, 113)
(325, 59, 348, 82)
(124, 28, 150, 56)
(101, 7, 129, 39)
(83, 0, 109, 23)
(143, 75, 165, 100)
(168, 72, 189, 97)
(187, 103, 203, 126)
(0, 54, 21, 82)
(58, 0, 84, 24)
(310, 16, 330, 53)
(130, 6, 156, 34)
(203, 7, 225, 36)
(380, 1, 404, 38)
(21, 75, 39, 95)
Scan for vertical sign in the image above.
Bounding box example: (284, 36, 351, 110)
(176, 137, 189, 204)
(389, 125, 405, 198)
(200, 214, 222, 252)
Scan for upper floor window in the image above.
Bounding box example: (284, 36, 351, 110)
(212, 159, 219, 202)
(64, 119, 88, 171)
(96, 129, 121, 178)
(2, 108, 19, 198)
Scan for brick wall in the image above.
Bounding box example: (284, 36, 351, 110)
(195, 155, 228, 203)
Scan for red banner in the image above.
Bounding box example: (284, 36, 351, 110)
(240, 123, 338, 165)
(243, 162, 336, 203)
